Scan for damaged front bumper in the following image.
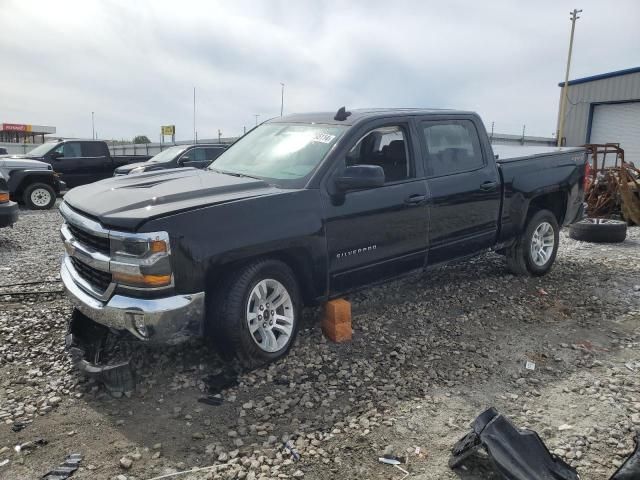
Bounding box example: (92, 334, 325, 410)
(65, 309, 136, 396)
(60, 257, 205, 344)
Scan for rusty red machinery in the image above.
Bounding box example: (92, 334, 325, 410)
(583, 143, 640, 225)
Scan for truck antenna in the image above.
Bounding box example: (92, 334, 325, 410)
(334, 106, 351, 121)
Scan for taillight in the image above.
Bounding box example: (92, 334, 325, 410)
(583, 162, 592, 192)
(0, 192, 9, 203)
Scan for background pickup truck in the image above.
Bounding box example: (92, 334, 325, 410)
(59, 108, 586, 370)
(5, 139, 150, 188)
(0, 157, 65, 209)
(113, 143, 227, 176)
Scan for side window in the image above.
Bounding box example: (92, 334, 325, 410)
(422, 121, 483, 177)
(205, 148, 224, 161)
(346, 125, 412, 183)
(81, 142, 106, 157)
(59, 142, 82, 158)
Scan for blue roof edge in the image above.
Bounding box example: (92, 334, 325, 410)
(558, 66, 640, 87)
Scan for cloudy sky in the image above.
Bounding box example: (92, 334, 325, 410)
(1, 0, 638, 141)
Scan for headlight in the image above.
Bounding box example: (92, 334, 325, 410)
(128, 166, 146, 175)
(110, 231, 172, 288)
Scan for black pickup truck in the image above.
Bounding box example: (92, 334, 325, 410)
(6, 140, 150, 188)
(59, 108, 586, 369)
(113, 143, 228, 176)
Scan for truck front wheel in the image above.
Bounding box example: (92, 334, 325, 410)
(506, 209, 559, 276)
(23, 182, 56, 210)
(207, 259, 301, 368)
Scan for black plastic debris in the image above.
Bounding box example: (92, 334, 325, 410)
(202, 371, 239, 395)
(449, 408, 579, 480)
(611, 432, 640, 480)
(197, 395, 224, 406)
(451, 408, 640, 480)
(41, 453, 82, 480)
(11, 422, 27, 433)
(15, 438, 48, 453)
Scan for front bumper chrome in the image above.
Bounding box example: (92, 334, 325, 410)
(61, 257, 205, 344)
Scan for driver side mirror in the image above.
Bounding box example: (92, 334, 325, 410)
(335, 165, 385, 191)
(178, 155, 190, 166)
(50, 151, 62, 160)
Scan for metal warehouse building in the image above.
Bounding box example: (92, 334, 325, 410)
(557, 66, 640, 164)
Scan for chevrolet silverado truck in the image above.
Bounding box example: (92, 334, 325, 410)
(0, 172, 19, 227)
(59, 108, 586, 369)
(113, 143, 228, 176)
(4, 139, 150, 188)
(0, 156, 65, 209)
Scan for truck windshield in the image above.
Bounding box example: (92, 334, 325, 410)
(209, 123, 346, 181)
(28, 143, 57, 156)
(147, 146, 187, 163)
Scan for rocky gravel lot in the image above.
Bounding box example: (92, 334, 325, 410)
(1, 203, 639, 480)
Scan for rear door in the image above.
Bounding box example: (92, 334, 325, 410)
(420, 117, 500, 265)
(80, 141, 112, 182)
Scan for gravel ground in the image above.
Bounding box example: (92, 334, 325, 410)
(1, 203, 639, 480)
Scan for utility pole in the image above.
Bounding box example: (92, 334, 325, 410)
(280, 83, 285, 117)
(218, 129, 221, 143)
(557, 8, 582, 147)
(91, 112, 95, 139)
(254, 114, 260, 126)
(490, 121, 494, 143)
(193, 87, 196, 144)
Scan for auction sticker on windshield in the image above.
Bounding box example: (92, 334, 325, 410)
(312, 133, 336, 144)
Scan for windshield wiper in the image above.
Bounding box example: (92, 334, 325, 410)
(210, 169, 261, 180)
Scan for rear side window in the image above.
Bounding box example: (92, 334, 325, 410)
(205, 147, 225, 161)
(81, 142, 107, 157)
(422, 121, 483, 177)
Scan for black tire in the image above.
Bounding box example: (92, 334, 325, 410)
(506, 209, 560, 276)
(569, 218, 627, 243)
(23, 182, 56, 210)
(206, 259, 301, 368)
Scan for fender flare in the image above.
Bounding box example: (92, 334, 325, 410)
(7, 169, 58, 195)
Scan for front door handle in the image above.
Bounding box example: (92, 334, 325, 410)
(480, 181, 497, 192)
(404, 194, 427, 205)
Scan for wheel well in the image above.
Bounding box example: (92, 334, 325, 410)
(15, 175, 56, 198)
(206, 249, 318, 306)
(528, 191, 567, 224)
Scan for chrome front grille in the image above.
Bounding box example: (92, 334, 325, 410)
(66, 222, 110, 254)
(60, 202, 114, 300)
(70, 257, 112, 292)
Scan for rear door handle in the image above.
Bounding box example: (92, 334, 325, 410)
(480, 181, 497, 192)
(404, 194, 427, 205)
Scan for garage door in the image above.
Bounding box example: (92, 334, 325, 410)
(590, 102, 640, 166)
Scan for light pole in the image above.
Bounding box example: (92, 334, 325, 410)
(91, 112, 95, 139)
(254, 114, 260, 126)
(557, 8, 582, 147)
(280, 83, 285, 117)
(193, 87, 196, 144)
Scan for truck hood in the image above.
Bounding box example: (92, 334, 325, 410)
(63, 168, 284, 231)
(0, 156, 51, 169)
(114, 161, 148, 174)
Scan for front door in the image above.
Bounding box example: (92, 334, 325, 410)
(48, 141, 83, 188)
(420, 118, 501, 265)
(323, 122, 429, 294)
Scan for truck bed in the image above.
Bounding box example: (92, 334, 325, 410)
(494, 145, 584, 163)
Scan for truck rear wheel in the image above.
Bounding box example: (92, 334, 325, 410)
(207, 259, 301, 368)
(506, 209, 559, 276)
(23, 182, 56, 210)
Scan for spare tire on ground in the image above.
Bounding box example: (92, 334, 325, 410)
(569, 218, 627, 243)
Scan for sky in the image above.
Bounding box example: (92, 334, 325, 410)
(1, 0, 638, 141)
